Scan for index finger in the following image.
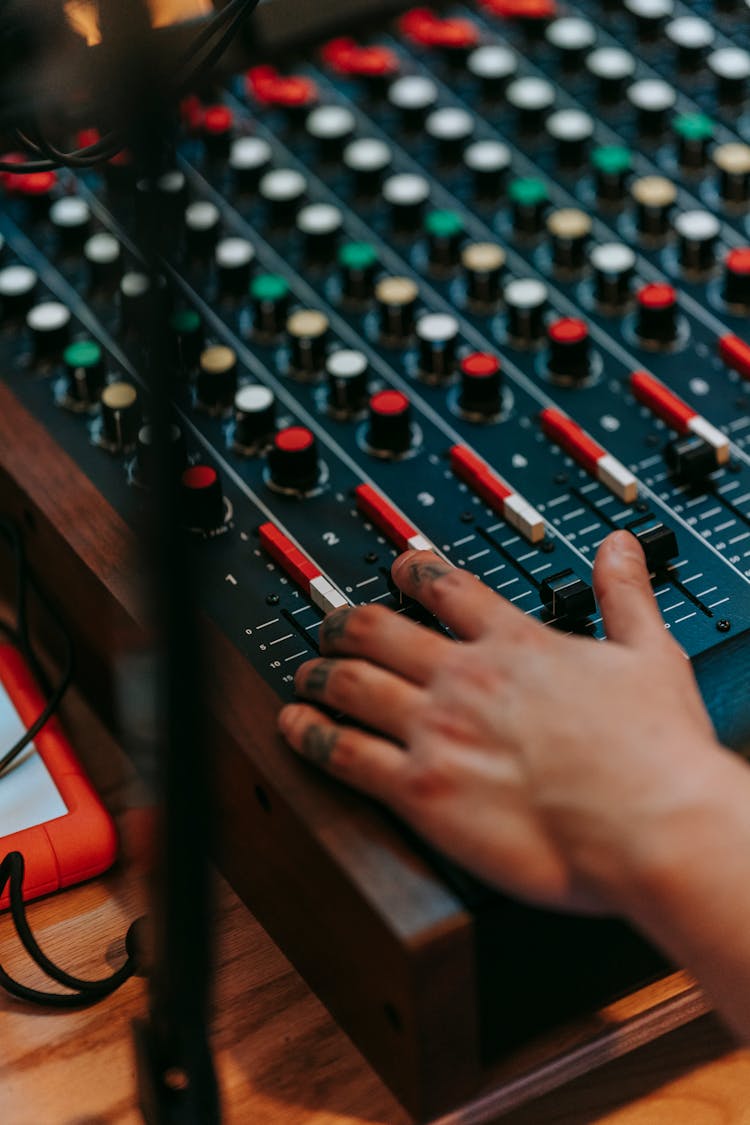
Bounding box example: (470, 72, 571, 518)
(391, 550, 537, 641)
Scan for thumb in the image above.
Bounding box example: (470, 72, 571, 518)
(593, 530, 666, 646)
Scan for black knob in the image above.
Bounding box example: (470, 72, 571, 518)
(547, 317, 591, 383)
(296, 203, 343, 264)
(233, 385, 276, 450)
(259, 168, 307, 226)
(674, 210, 720, 275)
(627, 79, 676, 138)
(723, 247, 750, 310)
(388, 75, 438, 130)
(184, 201, 221, 258)
(136, 422, 188, 485)
(376, 276, 419, 343)
(339, 242, 379, 304)
(673, 113, 715, 173)
(425, 209, 465, 273)
(586, 46, 636, 103)
(201, 104, 234, 157)
(632, 175, 677, 243)
(546, 110, 594, 170)
(49, 196, 91, 251)
(197, 346, 238, 413)
(463, 140, 511, 202)
(666, 15, 714, 70)
(458, 352, 502, 418)
(425, 107, 474, 165)
(0, 264, 37, 320)
(343, 138, 392, 196)
(26, 301, 71, 363)
(547, 209, 592, 275)
(416, 313, 459, 382)
(181, 465, 226, 531)
(625, 0, 673, 41)
(250, 273, 290, 338)
(504, 278, 548, 346)
(462, 242, 506, 310)
(506, 76, 555, 134)
(170, 308, 204, 375)
(636, 283, 678, 348)
(383, 173, 430, 232)
(708, 47, 750, 105)
(229, 136, 272, 193)
(286, 309, 329, 377)
(326, 350, 369, 415)
(215, 237, 255, 296)
(84, 232, 122, 290)
(100, 382, 141, 451)
(366, 389, 412, 456)
(713, 143, 750, 210)
(545, 17, 596, 69)
(590, 242, 636, 310)
(305, 104, 356, 161)
(466, 44, 517, 99)
(592, 145, 633, 209)
(268, 426, 320, 491)
(509, 177, 549, 239)
(63, 339, 106, 408)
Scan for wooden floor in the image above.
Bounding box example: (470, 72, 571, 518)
(3, 691, 750, 1125)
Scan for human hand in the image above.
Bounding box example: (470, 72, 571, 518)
(278, 530, 727, 919)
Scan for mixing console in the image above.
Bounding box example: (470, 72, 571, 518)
(2, 0, 750, 1114)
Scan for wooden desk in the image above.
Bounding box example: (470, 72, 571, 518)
(3, 693, 750, 1125)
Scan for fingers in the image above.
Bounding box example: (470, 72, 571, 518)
(391, 551, 533, 641)
(278, 703, 407, 802)
(319, 603, 455, 684)
(294, 656, 423, 741)
(593, 531, 667, 647)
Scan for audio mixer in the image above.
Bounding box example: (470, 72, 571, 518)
(1, 0, 750, 1116)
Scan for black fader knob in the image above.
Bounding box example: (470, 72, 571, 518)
(416, 312, 460, 382)
(664, 434, 718, 485)
(215, 237, 256, 296)
(632, 176, 677, 243)
(366, 389, 412, 456)
(287, 309, 330, 377)
(674, 210, 720, 275)
(49, 196, 92, 251)
(197, 345, 238, 413)
(63, 339, 106, 409)
(636, 282, 679, 348)
(504, 278, 548, 347)
(547, 317, 591, 383)
(462, 242, 506, 310)
(458, 352, 502, 419)
(540, 569, 596, 621)
(136, 422, 188, 485)
(376, 276, 419, 343)
(181, 465, 226, 532)
(585, 47, 636, 103)
(326, 349, 369, 416)
(713, 143, 750, 210)
(233, 385, 276, 450)
(545, 17, 596, 70)
(26, 301, 71, 363)
(723, 247, 750, 310)
(628, 516, 679, 570)
(268, 426, 320, 492)
(229, 136, 272, 193)
(0, 265, 37, 320)
(547, 209, 592, 275)
(100, 382, 141, 451)
(590, 242, 637, 310)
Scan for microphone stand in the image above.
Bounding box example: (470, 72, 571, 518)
(92, 4, 220, 1120)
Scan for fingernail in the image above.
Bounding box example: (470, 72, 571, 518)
(609, 530, 641, 558)
(278, 705, 294, 734)
(391, 549, 416, 576)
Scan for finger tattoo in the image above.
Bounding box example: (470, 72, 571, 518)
(300, 723, 339, 767)
(301, 659, 335, 697)
(409, 561, 452, 587)
(320, 608, 353, 646)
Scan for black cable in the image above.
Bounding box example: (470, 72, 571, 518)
(0, 518, 73, 780)
(0, 853, 137, 1008)
(0, 0, 260, 173)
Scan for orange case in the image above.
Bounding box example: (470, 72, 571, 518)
(0, 643, 118, 908)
